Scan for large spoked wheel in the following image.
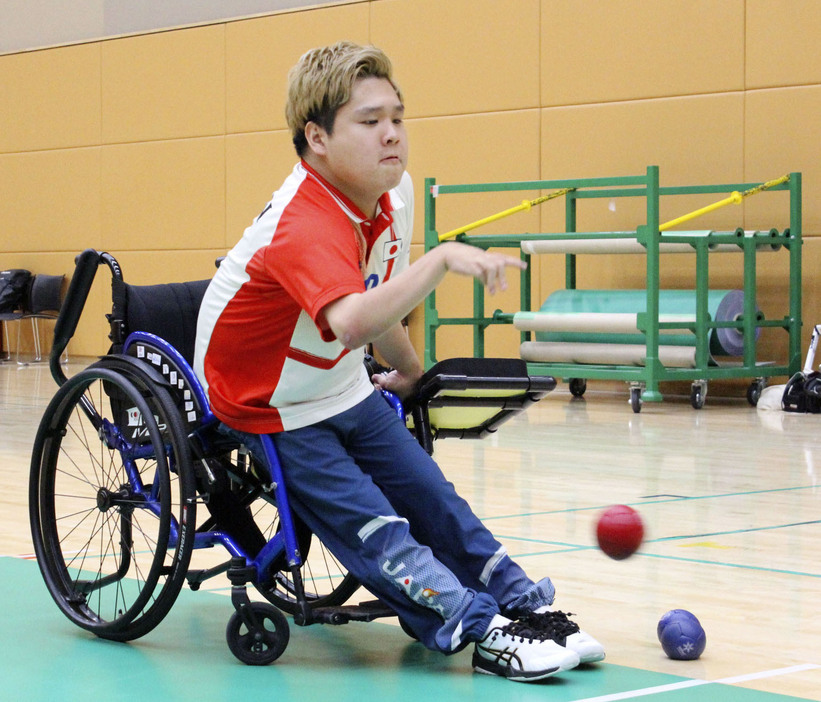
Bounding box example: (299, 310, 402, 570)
(29, 362, 196, 641)
(226, 602, 289, 665)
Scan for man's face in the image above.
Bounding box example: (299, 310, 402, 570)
(307, 76, 407, 217)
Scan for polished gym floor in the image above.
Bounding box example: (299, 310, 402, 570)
(2, 360, 819, 701)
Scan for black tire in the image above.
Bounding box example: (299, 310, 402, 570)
(29, 362, 196, 641)
(630, 387, 642, 413)
(569, 378, 587, 397)
(690, 386, 705, 410)
(747, 380, 763, 406)
(226, 602, 289, 665)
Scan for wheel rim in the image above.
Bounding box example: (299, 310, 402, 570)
(30, 366, 194, 639)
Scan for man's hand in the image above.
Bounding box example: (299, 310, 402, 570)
(440, 242, 527, 295)
(371, 367, 420, 401)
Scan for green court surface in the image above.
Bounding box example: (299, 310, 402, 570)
(2, 557, 812, 702)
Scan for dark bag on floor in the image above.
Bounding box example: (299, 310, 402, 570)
(0, 269, 32, 313)
(782, 371, 821, 413)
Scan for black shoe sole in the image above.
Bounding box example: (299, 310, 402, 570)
(472, 652, 561, 682)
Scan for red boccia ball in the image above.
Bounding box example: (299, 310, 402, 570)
(596, 505, 644, 560)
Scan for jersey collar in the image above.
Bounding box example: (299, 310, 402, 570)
(300, 159, 405, 226)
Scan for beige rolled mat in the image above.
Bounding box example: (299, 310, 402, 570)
(520, 341, 699, 367)
(520, 229, 784, 255)
(516, 289, 760, 367)
(514, 312, 696, 335)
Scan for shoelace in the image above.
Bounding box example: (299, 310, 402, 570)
(497, 619, 546, 644)
(518, 610, 581, 645)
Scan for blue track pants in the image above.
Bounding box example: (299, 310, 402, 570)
(240, 390, 555, 653)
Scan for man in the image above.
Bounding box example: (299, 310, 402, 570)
(195, 41, 603, 682)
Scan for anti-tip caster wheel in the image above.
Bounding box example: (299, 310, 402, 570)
(226, 602, 290, 665)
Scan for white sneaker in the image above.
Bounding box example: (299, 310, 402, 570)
(473, 614, 580, 682)
(520, 607, 606, 663)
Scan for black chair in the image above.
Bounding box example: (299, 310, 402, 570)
(16, 274, 66, 365)
(0, 268, 31, 363)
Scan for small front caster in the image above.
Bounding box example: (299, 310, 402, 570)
(226, 602, 290, 665)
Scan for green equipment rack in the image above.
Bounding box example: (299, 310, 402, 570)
(423, 166, 802, 412)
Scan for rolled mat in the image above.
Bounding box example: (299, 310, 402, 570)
(520, 229, 784, 255)
(517, 289, 760, 367)
(520, 341, 701, 367)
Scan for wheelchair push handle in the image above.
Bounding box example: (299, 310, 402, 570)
(50, 249, 122, 386)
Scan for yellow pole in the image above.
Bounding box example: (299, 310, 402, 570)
(659, 175, 789, 232)
(659, 192, 743, 231)
(438, 188, 574, 241)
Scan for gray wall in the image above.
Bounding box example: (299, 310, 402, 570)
(0, 0, 337, 54)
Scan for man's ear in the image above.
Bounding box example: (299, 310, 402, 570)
(304, 121, 327, 156)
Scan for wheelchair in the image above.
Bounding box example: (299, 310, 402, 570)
(28, 249, 556, 665)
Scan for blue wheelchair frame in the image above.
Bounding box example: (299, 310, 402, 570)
(122, 329, 403, 590)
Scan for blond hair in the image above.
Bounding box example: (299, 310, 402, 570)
(286, 41, 402, 156)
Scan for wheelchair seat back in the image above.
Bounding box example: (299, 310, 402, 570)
(110, 277, 215, 432)
(112, 278, 210, 366)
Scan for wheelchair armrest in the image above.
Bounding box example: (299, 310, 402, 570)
(408, 358, 556, 450)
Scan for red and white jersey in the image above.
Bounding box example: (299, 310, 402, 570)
(194, 161, 413, 434)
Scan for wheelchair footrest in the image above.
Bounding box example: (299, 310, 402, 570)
(308, 600, 396, 625)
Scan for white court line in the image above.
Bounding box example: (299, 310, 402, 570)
(716, 664, 819, 685)
(573, 663, 820, 702)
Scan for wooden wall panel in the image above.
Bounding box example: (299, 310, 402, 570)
(0, 43, 101, 153)
(540, 94, 745, 236)
(225, 3, 370, 134)
(541, 0, 744, 105)
(372, 0, 541, 118)
(100, 138, 225, 251)
(101, 25, 225, 143)
(745, 86, 821, 234)
(0, 148, 101, 252)
(746, 0, 821, 89)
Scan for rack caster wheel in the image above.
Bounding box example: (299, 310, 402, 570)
(569, 378, 587, 398)
(690, 382, 707, 410)
(747, 379, 765, 406)
(226, 602, 290, 665)
(630, 387, 642, 413)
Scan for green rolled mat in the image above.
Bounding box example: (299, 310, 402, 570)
(529, 289, 760, 357)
